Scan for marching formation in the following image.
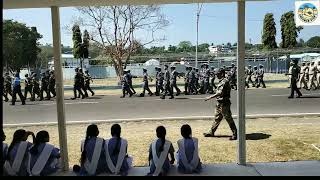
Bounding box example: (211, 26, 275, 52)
(120, 63, 268, 99)
(2, 68, 95, 105)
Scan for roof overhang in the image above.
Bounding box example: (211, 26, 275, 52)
(4, 0, 269, 9)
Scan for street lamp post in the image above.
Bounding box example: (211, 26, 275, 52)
(196, 3, 203, 68)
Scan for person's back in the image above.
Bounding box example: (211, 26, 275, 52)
(30, 143, 60, 176)
(106, 137, 130, 175)
(177, 138, 202, 174)
(80, 137, 107, 176)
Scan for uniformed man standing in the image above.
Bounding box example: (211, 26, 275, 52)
(31, 72, 40, 101)
(203, 64, 211, 94)
(161, 65, 174, 99)
(298, 62, 308, 89)
(24, 74, 33, 100)
(12, 73, 26, 105)
(120, 69, 133, 98)
(71, 68, 85, 100)
(3, 72, 13, 102)
(155, 67, 164, 96)
(287, 60, 302, 98)
(256, 64, 266, 88)
(170, 66, 181, 96)
(84, 70, 95, 96)
(308, 62, 317, 90)
(48, 70, 56, 99)
(203, 68, 237, 140)
(40, 72, 49, 101)
(140, 68, 153, 97)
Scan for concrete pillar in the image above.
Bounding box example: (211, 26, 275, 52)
(51, 6, 69, 171)
(237, 0, 246, 165)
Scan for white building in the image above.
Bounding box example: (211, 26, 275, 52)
(48, 53, 90, 69)
(208, 45, 232, 55)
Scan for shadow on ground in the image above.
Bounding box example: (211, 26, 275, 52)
(246, 133, 271, 140)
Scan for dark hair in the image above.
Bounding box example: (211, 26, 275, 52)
(156, 126, 166, 152)
(111, 124, 121, 156)
(181, 124, 192, 139)
(80, 124, 99, 165)
(30, 131, 49, 154)
(7, 129, 27, 161)
(1, 130, 6, 141)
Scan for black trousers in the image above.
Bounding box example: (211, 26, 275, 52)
(142, 82, 152, 95)
(48, 85, 56, 97)
(40, 86, 50, 100)
(290, 78, 302, 97)
(4, 86, 12, 101)
(12, 85, 25, 105)
(129, 83, 136, 94)
(256, 77, 266, 88)
(74, 85, 84, 99)
(170, 81, 181, 94)
(24, 86, 33, 99)
(85, 84, 94, 95)
(122, 85, 132, 97)
(184, 82, 189, 94)
(162, 83, 173, 98)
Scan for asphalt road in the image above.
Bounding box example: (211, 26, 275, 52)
(3, 88, 320, 124)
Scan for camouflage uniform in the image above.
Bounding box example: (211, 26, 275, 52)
(31, 73, 40, 101)
(204, 69, 237, 139)
(3, 73, 13, 102)
(72, 68, 85, 100)
(84, 71, 95, 96)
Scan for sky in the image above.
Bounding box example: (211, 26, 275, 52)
(3, 0, 320, 48)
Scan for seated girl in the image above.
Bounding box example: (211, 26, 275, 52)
(4, 129, 35, 176)
(73, 124, 107, 176)
(105, 124, 132, 176)
(177, 124, 202, 174)
(147, 126, 175, 176)
(2, 130, 8, 161)
(28, 131, 61, 176)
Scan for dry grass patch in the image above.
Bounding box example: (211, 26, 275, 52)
(3, 117, 319, 168)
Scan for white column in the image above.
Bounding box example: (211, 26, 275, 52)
(237, 0, 246, 165)
(51, 6, 69, 171)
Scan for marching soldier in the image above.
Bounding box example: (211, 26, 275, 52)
(170, 66, 181, 96)
(195, 68, 200, 91)
(40, 72, 49, 101)
(71, 67, 85, 100)
(78, 69, 88, 98)
(229, 63, 237, 90)
(161, 65, 174, 99)
(84, 70, 95, 96)
(203, 68, 237, 140)
(199, 64, 205, 94)
(31, 72, 40, 101)
(188, 67, 198, 95)
(253, 66, 258, 87)
(256, 64, 266, 88)
(305, 62, 310, 82)
(203, 63, 211, 94)
(12, 73, 26, 105)
(155, 67, 164, 96)
(308, 61, 317, 90)
(246, 65, 254, 87)
(140, 68, 153, 97)
(184, 66, 191, 95)
(245, 66, 250, 88)
(298, 62, 308, 89)
(24, 74, 33, 100)
(48, 70, 56, 99)
(120, 69, 133, 98)
(287, 60, 302, 98)
(127, 70, 137, 95)
(3, 72, 13, 102)
(210, 66, 217, 90)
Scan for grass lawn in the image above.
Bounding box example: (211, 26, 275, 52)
(3, 116, 320, 167)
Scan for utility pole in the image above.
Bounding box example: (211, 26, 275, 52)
(196, 3, 203, 68)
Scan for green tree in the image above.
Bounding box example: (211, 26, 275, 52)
(82, 30, 90, 58)
(306, 36, 320, 48)
(3, 20, 42, 72)
(280, 11, 303, 48)
(198, 43, 210, 52)
(262, 13, 277, 49)
(178, 41, 193, 52)
(72, 24, 83, 67)
(168, 45, 177, 53)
